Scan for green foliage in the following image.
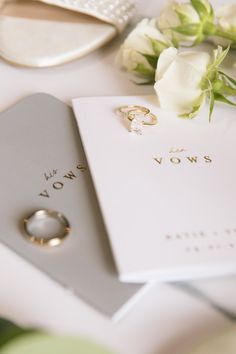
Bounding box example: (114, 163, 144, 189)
(0, 318, 35, 350)
(219, 71, 236, 87)
(148, 38, 170, 55)
(175, 4, 197, 24)
(172, 23, 201, 36)
(179, 95, 205, 119)
(209, 90, 215, 121)
(214, 93, 236, 106)
(201, 46, 236, 120)
(134, 63, 155, 78)
(141, 54, 158, 69)
(191, 0, 214, 20)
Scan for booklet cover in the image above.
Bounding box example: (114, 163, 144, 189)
(73, 95, 236, 283)
(0, 93, 149, 320)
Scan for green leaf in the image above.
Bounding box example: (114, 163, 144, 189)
(179, 94, 206, 119)
(191, 0, 214, 20)
(206, 46, 230, 80)
(141, 53, 158, 69)
(209, 90, 215, 122)
(148, 37, 169, 56)
(134, 63, 155, 78)
(171, 34, 180, 48)
(211, 73, 236, 95)
(216, 46, 230, 64)
(191, 0, 207, 19)
(133, 79, 155, 85)
(203, 21, 216, 35)
(219, 71, 236, 87)
(0, 318, 14, 332)
(172, 23, 201, 36)
(179, 104, 202, 119)
(214, 93, 236, 107)
(0, 318, 35, 350)
(193, 31, 205, 45)
(212, 78, 224, 92)
(213, 46, 230, 68)
(214, 29, 236, 44)
(175, 5, 195, 24)
(220, 84, 236, 96)
(176, 11, 191, 25)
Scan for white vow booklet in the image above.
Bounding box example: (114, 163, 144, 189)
(0, 94, 149, 320)
(73, 95, 236, 283)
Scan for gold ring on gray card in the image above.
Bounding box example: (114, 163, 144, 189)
(23, 209, 70, 247)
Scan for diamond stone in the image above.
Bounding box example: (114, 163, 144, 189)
(130, 114, 144, 135)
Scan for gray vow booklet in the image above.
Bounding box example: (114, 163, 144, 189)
(0, 94, 148, 320)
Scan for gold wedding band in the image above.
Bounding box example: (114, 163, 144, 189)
(117, 105, 150, 115)
(23, 209, 70, 247)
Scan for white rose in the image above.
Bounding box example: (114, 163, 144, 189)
(154, 47, 210, 116)
(116, 18, 169, 76)
(210, 5, 236, 47)
(216, 5, 236, 32)
(158, 0, 200, 44)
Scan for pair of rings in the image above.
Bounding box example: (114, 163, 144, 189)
(116, 105, 157, 135)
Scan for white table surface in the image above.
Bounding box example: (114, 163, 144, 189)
(1, 1, 236, 353)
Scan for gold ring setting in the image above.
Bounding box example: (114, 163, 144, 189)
(116, 105, 158, 135)
(23, 209, 70, 247)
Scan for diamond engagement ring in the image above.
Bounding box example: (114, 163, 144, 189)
(116, 105, 158, 135)
(23, 209, 70, 247)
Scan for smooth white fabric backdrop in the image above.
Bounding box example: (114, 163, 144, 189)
(0, 1, 236, 353)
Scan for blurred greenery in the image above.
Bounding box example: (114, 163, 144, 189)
(0, 318, 113, 354)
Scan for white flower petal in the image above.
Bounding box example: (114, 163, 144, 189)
(216, 5, 236, 31)
(117, 18, 169, 72)
(155, 81, 202, 113)
(177, 3, 200, 23)
(155, 47, 178, 80)
(158, 0, 200, 44)
(155, 48, 209, 115)
(118, 47, 149, 71)
(178, 51, 210, 75)
(155, 62, 203, 113)
(158, 1, 181, 29)
(124, 18, 167, 53)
